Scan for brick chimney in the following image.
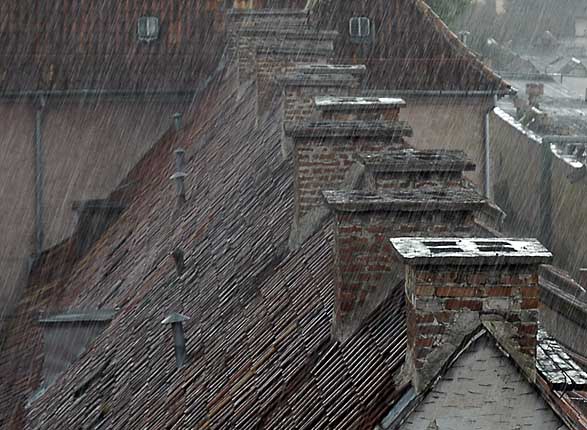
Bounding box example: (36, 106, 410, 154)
(225, 9, 310, 62)
(322, 188, 489, 343)
(285, 119, 413, 250)
(391, 237, 552, 393)
(276, 65, 366, 158)
(355, 149, 476, 191)
(254, 34, 337, 119)
(355, 150, 506, 232)
(277, 65, 367, 123)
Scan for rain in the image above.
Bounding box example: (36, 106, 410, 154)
(1, 0, 587, 429)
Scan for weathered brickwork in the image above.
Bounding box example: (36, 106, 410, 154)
(367, 170, 467, 191)
(405, 264, 541, 390)
(256, 52, 331, 116)
(331, 208, 482, 342)
(283, 83, 360, 123)
(294, 138, 409, 221)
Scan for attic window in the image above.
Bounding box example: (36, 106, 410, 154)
(138, 16, 159, 42)
(349, 17, 373, 43)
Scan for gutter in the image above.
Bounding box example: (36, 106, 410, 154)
(0, 89, 201, 102)
(366, 89, 517, 98)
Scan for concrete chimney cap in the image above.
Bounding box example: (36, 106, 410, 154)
(161, 313, 190, 325)
(390, 237, 552, 266)
(314, 96, 406, 109)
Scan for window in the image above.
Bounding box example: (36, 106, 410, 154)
(138, 16, 160, 42)
(349, 17, 373, 43)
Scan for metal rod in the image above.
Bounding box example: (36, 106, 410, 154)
(34, 96, 46, 256)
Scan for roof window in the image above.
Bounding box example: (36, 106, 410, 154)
(138, 16, 160, 42)
(349, 17, 373, 43)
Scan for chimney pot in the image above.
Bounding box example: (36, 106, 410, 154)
(391, 237, 552, 392)
(161, 313, 190, 368)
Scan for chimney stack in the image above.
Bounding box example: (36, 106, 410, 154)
(355, 149, 506, 231)
(285, 119, 412, 250)
(322, 187, 489, 343)
(276, 65, 366, 158)
(254, 32, 337, 120)
(277, 65, 366, 123)
(355, 149, 476, 191)
(391, 237, 552, 392)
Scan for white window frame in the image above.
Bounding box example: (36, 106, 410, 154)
(138, 16, 160, 42)
(349, 16, 372, 42)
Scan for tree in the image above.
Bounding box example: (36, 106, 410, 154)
(426, 0, 472, 26)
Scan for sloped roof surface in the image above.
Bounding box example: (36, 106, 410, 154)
(24, 70, 407, 429)
(0, 0, 225, 92)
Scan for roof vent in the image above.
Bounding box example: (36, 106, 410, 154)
(161, 313, 190, 368)
(170, 149, 187, 204)
(173, 112, 183, 131)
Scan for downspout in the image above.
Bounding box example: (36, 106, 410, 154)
(484, 95, 498, 199)
(34, 96, 46, 256)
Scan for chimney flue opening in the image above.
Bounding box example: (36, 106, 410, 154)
(161, 313, 190, 368)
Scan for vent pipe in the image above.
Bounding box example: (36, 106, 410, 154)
(173, 112, 183, 131)
(170, 149, 187, 203)
(161, 313, 190, 368)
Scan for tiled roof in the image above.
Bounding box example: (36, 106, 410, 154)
(0, 0, 226, 92)
(22, 70, 408, 429)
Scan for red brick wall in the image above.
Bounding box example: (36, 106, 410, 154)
(332, 210, 478, 342)
(294, 138, 409, 221)
(256, 53, 330, 117)
(405, 264, 540, 388)
(283, 83, 360, 122)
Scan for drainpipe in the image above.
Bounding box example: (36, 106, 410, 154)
(540, 140, 553, 250)
(484, 95, 498, 200)
(34, 96, 47, 256)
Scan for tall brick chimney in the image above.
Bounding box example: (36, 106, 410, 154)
(276, 65, 366, 158)
(391, 237, 552, 393)
(277, 65, 367, 123)
(285, 119, 413, 250)
(254, 36, 337, 119)
(322, 188, 489, 342)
